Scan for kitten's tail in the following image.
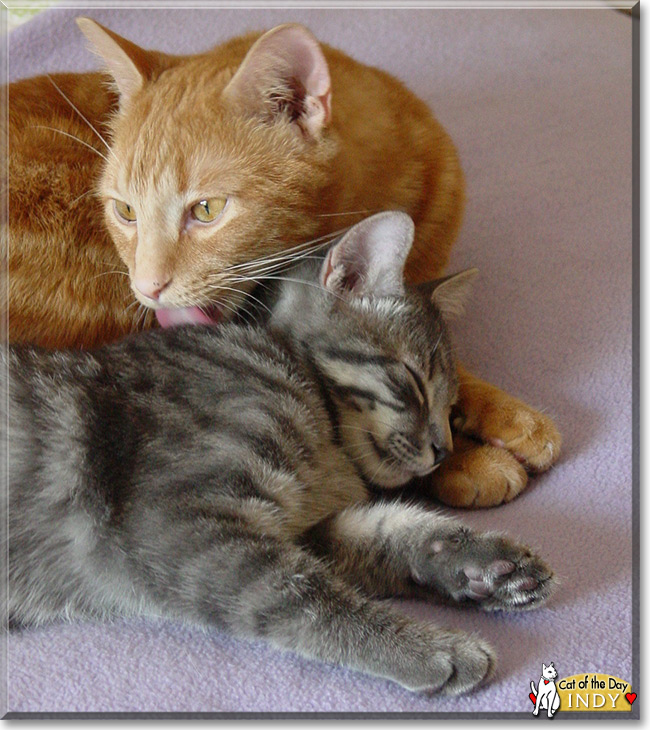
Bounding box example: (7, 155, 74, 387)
(530, 681, 538, 696)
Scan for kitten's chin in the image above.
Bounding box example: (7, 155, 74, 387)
(155, 305, 223, 329)
(364, 461, 416, 490)
(364, 456, 439, 489)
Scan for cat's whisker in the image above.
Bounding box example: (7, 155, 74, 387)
(430, 330, 444, 358)
(339, 419, 381, 436)
(220, 300, 246, 322)
(366, 453, 395, 485)
(98, 258, 127, 270)
(124, 299, 142, 316)
(341, 450, 384, 465)
(235, 289, 275, 319)
(231, 246, 337, 280)
(69, 189, 96, 207)
(223, 248, 321, 279)
(46, 73, 120, 163)
(29, 125, 109, 163)
(182, 288, 243, 324)
(128, 304, 142, 330)
(256, 226, 347, 256)
(237, 275, 348, 304)
(237, 274, 324, 292)
(203, 283, 275, 319)
(223, 240, 323, 273)
(132, 304, 145, 331)
(224, 253, 310, 280)
(343, 415, 404, 432)
(316, 209, 377, 218)
(339, 424, 385, 436)
(222, 228, 348, 275)
(91, 271, 130, 281)
(138, 306, 154, 331)
(253, 255, 325, 266)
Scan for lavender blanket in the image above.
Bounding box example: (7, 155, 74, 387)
(4, 6, 635, 717)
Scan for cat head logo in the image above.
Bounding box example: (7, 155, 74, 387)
(529, 662, 561, 717)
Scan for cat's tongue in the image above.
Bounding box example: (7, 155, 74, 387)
(155, 305, 222, 328)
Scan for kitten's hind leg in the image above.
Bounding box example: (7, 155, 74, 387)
(303, 502, 555, 610)
(171, 531, 493, 695)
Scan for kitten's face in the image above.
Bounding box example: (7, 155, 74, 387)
(100, 60, 331, 323)
(272, 210, 475, 489)
(319, 295, 457, 489)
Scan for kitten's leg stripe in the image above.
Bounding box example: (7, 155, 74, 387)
(303, 501, 458, 598)
(182, 533, 493, 695)
(303, 502, 555, 611)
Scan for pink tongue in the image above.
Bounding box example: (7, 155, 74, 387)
(155, 306, 222, 329)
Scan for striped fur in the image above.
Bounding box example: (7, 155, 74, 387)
(4, 213, 555, 695)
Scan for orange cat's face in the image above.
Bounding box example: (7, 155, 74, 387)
(81, 19, 335, 325)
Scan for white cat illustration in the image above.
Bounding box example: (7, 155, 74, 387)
(530, 662, 561, 717)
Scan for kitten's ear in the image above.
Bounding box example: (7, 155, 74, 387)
(320, 212, 414, 298)
(76, 17, 158, 104)
(420, 268, 478, 319)
(223, 23, 331, 139)
(543, 663, 548, 671)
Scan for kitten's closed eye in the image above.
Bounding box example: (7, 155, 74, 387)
(404, 362, 427, 403)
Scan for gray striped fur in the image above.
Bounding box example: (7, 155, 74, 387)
(4, 212, 555, 695)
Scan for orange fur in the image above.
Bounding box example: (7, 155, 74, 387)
(5, 21, 560, 505)
(6, 25, 462, 348)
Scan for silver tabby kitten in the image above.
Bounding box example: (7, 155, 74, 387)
(4, 212, 554, 695)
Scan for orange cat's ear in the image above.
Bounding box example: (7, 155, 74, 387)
(419, 268, 478, 320)
(321, 212, 414, 298)
(223, 23, 331, 139)
(76, 17, 157, 104)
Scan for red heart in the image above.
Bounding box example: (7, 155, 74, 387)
(529, 692, 536, 705)
(544, 679, 550, 684)
(625, 693, 637, 705)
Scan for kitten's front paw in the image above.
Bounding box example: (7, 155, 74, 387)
(412, 528, 555, 611)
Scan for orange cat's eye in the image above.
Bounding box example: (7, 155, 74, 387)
(191, 197, 227, 223)
(114, 200, 137, 223)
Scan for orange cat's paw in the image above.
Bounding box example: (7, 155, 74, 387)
(453, 395, 561, 474)
(430, 443, 528, 508)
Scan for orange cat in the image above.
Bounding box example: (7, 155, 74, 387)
(5, 19, 560, 506)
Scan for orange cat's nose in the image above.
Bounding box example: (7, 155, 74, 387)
(134, 277, 171, 302)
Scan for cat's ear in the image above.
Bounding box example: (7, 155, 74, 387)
(320, 212, 414, 298)
(76, 17, 158, 104)
(543, 663, 548, 671)
(223, 23, 331, 139)
(420, 268, 478, 319)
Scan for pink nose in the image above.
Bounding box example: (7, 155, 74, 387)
(134, 277, 171, 301)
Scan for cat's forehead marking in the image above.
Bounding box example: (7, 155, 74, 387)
(114, 102, 243, 203)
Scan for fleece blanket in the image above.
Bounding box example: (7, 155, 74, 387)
(4, 5, 635, 718)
